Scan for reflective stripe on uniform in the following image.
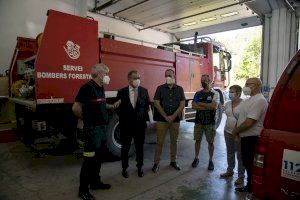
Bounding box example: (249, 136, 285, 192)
(83, 151, 95, 157)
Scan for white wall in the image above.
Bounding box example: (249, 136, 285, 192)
(88, 12, 174, 48)
(0, 0, 88, 75)
(261, 7, 299, 98)
(0, 0, 173, 75)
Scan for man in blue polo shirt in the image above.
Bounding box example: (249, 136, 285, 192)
(192, 74, 220, 170)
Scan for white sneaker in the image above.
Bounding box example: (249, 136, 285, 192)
(234, 177, 244, 186)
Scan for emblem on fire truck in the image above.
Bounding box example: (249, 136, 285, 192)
(63, 40, 80, 59)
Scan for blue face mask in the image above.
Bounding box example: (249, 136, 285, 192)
(229, 93, 236, 100)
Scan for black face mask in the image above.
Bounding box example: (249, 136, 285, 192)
(201, 81, 208, 89)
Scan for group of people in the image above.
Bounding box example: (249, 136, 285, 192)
(72, 63, 268, 200)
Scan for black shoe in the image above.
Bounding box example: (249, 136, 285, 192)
(122, 169, 129, 178)
(78, 191, 95, 200)
(152, 164, 159, 173)
(235, 186, 250, 192)
(170, 162, 181, 170)
(90, 182, 111, 190)
(192, 158, 199, 168)
(208, 161, 214, 171)
(138, 168, 144, 177)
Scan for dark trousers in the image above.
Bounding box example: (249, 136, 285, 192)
(241, 136, 258, 191)
(121, 125, 146, 170)
(79, 141, 106, 193)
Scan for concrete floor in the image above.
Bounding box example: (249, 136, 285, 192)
(0, 115, 250, 200)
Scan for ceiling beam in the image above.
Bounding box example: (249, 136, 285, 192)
(94, 0, 123, 11)
(175, 16, 262, 39)
(114, 0, 151, 15)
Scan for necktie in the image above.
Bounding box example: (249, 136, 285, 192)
(133, 88, 138, 108)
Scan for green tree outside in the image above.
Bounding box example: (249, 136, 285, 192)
(234, 36, 262, 81)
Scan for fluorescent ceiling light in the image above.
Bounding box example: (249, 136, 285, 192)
(183, 21, 197, 26)
(200, 17, 217, 22)
(220, 11, 239, 17)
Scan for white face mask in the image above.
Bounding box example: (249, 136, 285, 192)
(229, 92, 236, 100)
(166, 77, 174, 84)
(132, 79, 140, 88)
(242, 86, 251, 96)
(102, 75, 110, 85)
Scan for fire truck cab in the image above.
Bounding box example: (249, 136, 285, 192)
(252, 50, 300, 199)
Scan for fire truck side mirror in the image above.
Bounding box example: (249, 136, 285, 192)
(227, 60, 232, 71)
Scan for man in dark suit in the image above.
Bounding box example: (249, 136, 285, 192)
(116, 70, 150, 178)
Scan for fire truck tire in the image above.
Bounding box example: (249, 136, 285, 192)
(106, 114, 135, 158)
(213, 88, 224, 129)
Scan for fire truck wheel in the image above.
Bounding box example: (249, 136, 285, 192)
(106, 114, 135, 158)
(213, 88, 224, 129)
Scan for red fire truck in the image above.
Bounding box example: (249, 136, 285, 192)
(252, 50, 300, 199)
(8, 10, 231, 156)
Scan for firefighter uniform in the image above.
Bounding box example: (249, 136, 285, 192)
(75, 79, 110, 194)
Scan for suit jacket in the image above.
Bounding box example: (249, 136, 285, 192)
(116, 86, 150, 129)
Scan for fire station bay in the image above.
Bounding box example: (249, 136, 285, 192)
(0, 1, 300, 200)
